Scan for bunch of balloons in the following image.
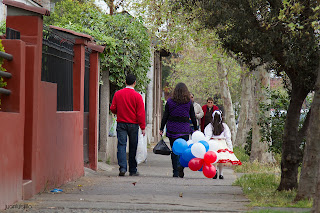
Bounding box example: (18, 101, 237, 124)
(172, 131, 218, 178)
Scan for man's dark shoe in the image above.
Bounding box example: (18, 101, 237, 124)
(129, 172, 140, 176)
(119, 171, 126, 176)
(219, 175, 224, 179)
(213, 173, 217, 179)
(178, 167, 184, 178)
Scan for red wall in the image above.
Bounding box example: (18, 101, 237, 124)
(0, 40, 26, 210)
(0, 113, 24, 210)
(0, 5, 101, 210)
(35, 82, 84, 192)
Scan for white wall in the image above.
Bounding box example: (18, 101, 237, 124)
(0, 3, 6, 22)
(145, 47, 155, 144)
(0, 0, 51, 23)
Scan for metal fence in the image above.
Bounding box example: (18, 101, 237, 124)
(41, 26, 74, 111)
(6, 28, 20, 40)
(84, 47, 91, 113)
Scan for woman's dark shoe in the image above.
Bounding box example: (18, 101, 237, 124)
(213, 173, 217, 179)
(178, 167, 184, 178)
(219, 175, 224, 179)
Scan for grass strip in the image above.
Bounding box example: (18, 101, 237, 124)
(232, 147, 312, 209)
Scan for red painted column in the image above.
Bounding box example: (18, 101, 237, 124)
(1, 40, 26, 113)
(73, 40, 86, 112)
(73, 39, 86, 167)
(88, 51, 99, 170)
(0, 40, 26, 210)
(6, 15, 44, 198)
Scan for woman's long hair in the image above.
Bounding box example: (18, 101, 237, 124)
(172, 82, 190, 104)
(211, 110, 224, 136)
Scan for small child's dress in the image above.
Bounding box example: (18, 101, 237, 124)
(204, 123, 242, 165)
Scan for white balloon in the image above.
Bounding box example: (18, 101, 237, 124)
(192, 131, 206, 143)
(187, 140, 194, 146)
(191, 143, 206, 158)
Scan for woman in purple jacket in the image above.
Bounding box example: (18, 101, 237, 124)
(160, 83, 198, 178)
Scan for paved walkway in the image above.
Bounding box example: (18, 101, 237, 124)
(2, 150, 252, 213)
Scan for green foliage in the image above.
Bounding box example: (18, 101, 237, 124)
(125, 0, 243, 105)
(259, 89, 290, 154)
(233, 173, 312, 208)
(0, 21, 5, 35)
(177, 0, 320, 92)
(233, 146, 250, 163)
(245, 128, 252, 156)
(0, 40, 7, 85)
(0, 39, 7, 107)
(45, 0, 151, 92)
(126, 0, 201, 52)
(161, 40, 242, 106)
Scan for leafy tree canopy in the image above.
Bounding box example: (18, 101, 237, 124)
(163, 42, 242, 107)
(126, 0, 243, 104)
(174, 0, 320, 94)
(45, 0, 151, 92)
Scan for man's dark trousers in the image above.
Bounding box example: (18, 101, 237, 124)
(116, 122, 139, 174)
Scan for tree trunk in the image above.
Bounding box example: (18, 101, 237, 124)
(109, 1, 114, 15)
(313, 164, 320, 212)
(234, 66, 255, 147)
(250, 65, 274, 163)
(311, 67, 320, 212)
(296, 68, 320, 201)
(278, 84, 309, 191)
(217, 61, 237, 143)
(104, 0, 114, 15)
(313, 149, 320, 212)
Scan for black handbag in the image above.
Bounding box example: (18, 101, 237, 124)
(153, 139, 172, 155)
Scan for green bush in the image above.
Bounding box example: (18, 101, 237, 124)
(44, 0, 151, 93)
(259, 89, 289, 154)
(0, 39, 7, 107)
(0, 21, 5, 35)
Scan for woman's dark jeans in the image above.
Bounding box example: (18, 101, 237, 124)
(169, 135, 189, 176)
(116, 122, 139, 173)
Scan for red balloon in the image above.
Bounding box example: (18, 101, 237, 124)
(203, 163, 216, 178)
(188, 158, 204, 171)
(204, 151, 217, 164)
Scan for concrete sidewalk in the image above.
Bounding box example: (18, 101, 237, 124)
(2, 150, 251, 213)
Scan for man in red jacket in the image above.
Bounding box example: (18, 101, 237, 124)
(110, 74, 146, 177)
(200, 97, 219, 132)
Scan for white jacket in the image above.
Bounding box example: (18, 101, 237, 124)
(193, 102, 204, 126)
